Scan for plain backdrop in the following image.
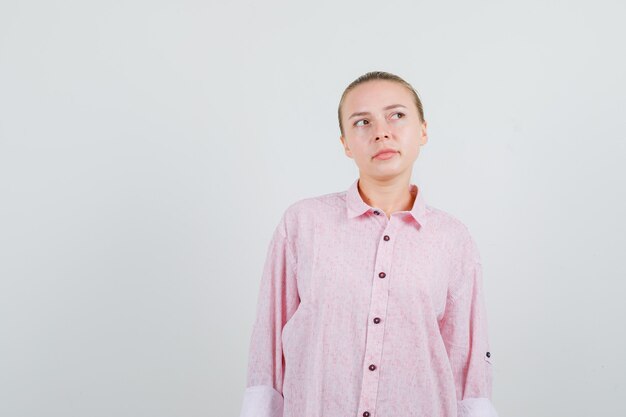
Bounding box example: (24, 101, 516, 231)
(1, 1, 625, 416)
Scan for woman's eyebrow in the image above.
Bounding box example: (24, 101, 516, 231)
(348, 104, 407, 119)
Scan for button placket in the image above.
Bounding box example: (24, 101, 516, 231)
(371, 208, 389, 227)
(356, 220, 397, 417)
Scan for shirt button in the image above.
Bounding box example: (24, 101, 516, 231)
(369, 364, 376, 371)
(363, 412, 370, 417)
(378, 272, 386, 278)
(373, 210, 380, 215)
(373, 317, 381, 324)
(383, 235, 390, 241)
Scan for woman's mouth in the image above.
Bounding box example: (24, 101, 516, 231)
(373, 151, 399, 160)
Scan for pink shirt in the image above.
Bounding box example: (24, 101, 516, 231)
(239, 178, 499, 417)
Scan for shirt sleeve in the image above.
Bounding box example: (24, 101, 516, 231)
(439, 242, 499, 417)
(239, 214, 299, 417)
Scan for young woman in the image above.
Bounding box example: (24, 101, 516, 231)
(239, 71, 499, 417)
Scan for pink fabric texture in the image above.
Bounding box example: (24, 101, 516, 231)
(240, 178, 498, 417)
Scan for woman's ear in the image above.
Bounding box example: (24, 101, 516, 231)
(420, 120, 428, 146)
(340, 135, 353, 158)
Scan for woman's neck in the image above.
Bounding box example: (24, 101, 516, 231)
(357, 174, 416, 219)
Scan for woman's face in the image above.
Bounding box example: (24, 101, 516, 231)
(340, 80, 428, 181)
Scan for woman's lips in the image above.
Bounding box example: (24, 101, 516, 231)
(374, 151, 398, 160)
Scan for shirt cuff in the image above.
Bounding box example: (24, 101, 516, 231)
(458, 397, 499, 417)
(239, 385, 284, 417)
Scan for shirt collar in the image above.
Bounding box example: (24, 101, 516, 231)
(345, 178, 428, 227)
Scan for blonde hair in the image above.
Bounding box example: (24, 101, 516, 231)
(338, 71, 425, 136)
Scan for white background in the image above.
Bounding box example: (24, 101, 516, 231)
(1, 1, 625, 416)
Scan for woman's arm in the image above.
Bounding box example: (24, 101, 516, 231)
(439, 241, 499, 417)
(239, 214, 299, 417)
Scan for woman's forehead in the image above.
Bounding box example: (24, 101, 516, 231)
(345, 80, 413, 109)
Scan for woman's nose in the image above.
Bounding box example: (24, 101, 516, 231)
(374, 121, 391, 141)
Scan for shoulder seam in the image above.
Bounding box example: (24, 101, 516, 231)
(446, 259, 482, 305)
(274, 211, 298, 278)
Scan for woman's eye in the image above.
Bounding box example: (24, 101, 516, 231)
(354, 119, 368, 127)
(391, 112, 405, 119)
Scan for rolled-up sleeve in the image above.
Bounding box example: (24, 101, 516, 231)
(239, 214, 299, 417)
(439, 243, 499, 417)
